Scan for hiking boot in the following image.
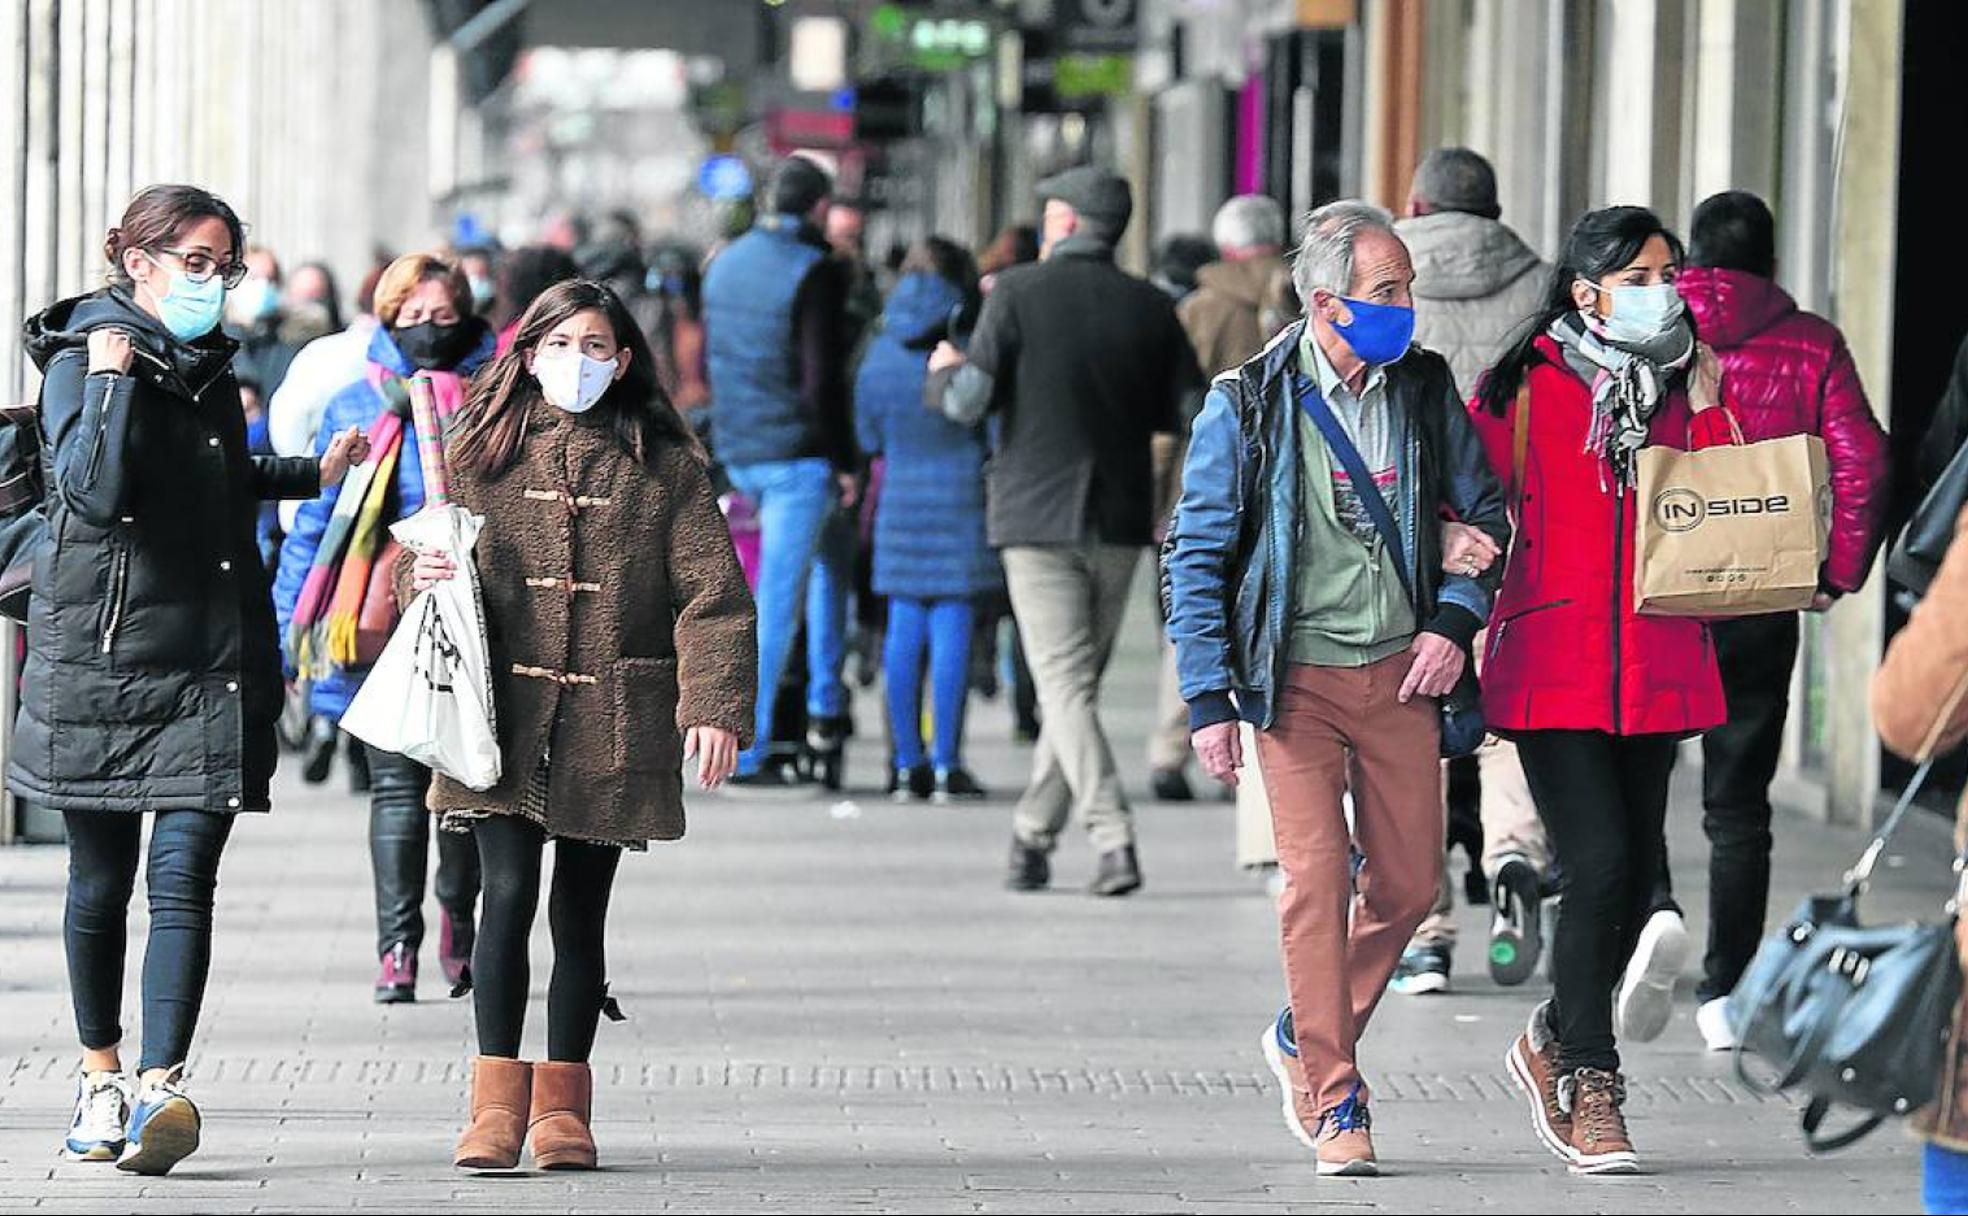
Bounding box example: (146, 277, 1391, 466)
(1313, 1084, 1377, 1177)
(375, 942, 416, 1004)
(1389, 942, 1451, 995)
(1562, 1068, 1639, 1175)
(1088, 846, 1142, 897)
(1487, 855, 1543, 987)
(1005, 839, 1050, 891)
(1615, 909, 1688, 1043)
(1505, 999, 1574, 1164)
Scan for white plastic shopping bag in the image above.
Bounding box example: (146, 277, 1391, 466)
(340, 504, 502, 790)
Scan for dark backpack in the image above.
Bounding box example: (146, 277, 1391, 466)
(0, 400, 47, 623)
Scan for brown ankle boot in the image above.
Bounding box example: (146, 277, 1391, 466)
(527, 1061, 596, 1170)
(454, 1056, 532, 1170)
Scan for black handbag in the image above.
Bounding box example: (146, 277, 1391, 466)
(1728, 752, 1966, 1152)
(1889, 438, 1968, 604)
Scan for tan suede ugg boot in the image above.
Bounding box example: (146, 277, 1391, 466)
(527, 1061, 596, 1170)
(454, 1056, 532, 1170)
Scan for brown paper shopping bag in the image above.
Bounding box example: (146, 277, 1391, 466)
(1635, 423, 1830, 617)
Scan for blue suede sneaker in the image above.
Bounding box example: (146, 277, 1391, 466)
(62, 1070, 132, 1162)
(117, 1067, 201, 1175)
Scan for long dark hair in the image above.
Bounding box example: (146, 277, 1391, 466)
(452, 278, 703, 478)
(1474, 206, 1688, 416)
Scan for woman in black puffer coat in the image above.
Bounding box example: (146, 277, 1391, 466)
(13, 185, 366, 1177)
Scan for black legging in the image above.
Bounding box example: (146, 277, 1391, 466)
(65, 809, 234, 1072)
(1515, 730, 1678, 1074)
(472, 815, 622, 1062)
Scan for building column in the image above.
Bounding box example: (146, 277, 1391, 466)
(1822, 0, 1905, 826)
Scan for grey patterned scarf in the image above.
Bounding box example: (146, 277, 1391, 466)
(1546, 310, 1696, 491)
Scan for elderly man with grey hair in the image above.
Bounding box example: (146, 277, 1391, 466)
(1164, 199, 1509, 1175)
(1148, 194, 1301, 808)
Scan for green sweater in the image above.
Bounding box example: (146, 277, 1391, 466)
(1287, 384, 1416, 667)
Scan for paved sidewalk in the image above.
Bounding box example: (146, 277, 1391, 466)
(0, 573, 1942, 1212)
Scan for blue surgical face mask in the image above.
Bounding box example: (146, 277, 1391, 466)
(1331, 296, 1416, 366)
(142, 254, 227, 342)
(234, 276, 280, 322)
(1584, 280, 1685, 345)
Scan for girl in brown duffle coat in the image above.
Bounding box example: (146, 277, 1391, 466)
(402, 278, 756, 1173)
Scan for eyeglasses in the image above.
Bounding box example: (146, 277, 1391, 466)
(148, 247, 248, 288)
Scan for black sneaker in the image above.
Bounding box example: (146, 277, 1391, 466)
(1006, 839, 1050, 891)
(300, 716, 337, 785)
(932, 767, 987, 804)
(888, 764, 934, 803)
(1488, 855, 1544, 987)
(1150, 767, 1195, 803)
(1088, 845, 1143, 897)
(1389, 942, 1452, 995)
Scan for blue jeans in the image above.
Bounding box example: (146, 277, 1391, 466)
(65, 809, 235, 1072)
(725, 458, 851, 773)
(884, 596, 976, 771)
(1929, 1144, 1968, 1214)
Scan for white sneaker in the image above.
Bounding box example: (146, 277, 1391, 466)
(116, 1066, 201, 1176)
(1696, 996, 1739, 1052)
(1614, 910, 1688, 1043)
(62, 1070, 133, 1162)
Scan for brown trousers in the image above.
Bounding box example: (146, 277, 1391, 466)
(1257, 656, 1443, 1113)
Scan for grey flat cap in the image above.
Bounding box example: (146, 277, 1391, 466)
(1038, 165, 1134, 235)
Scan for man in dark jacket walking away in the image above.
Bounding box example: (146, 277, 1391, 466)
(704, 156, 859, 786)
(1388, 148, 1554, 997)
(1660, 190, 1891, 1052)
(931, 166, 1204, 896)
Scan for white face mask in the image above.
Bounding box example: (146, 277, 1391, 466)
(533, 349, 618, 414)
(1580, 280, 1685, 345)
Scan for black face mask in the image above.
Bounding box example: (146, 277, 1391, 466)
(393, 319, 477, 370)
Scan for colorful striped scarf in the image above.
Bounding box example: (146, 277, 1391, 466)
(288, 370, 468, 678)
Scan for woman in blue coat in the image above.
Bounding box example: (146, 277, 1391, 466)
(855, 239, 1000, 803)
(274, 253, 496, 1003)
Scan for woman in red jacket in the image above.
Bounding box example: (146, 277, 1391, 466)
(1472, 207, 1728, 1177)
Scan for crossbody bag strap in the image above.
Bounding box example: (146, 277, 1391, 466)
(1511, 380, 1532, 514)
(1845, 664, 1968, 894)
(1295, 375, 1415, 605)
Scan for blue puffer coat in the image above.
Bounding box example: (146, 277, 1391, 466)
(854, 273, 1001, 601)
(272, 321, 496, 720)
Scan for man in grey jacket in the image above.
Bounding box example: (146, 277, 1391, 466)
(1387, 148, 1553, 997)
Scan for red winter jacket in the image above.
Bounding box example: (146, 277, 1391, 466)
(1472, 337, 1729, 737)
(1677, 267, 1890, 594)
